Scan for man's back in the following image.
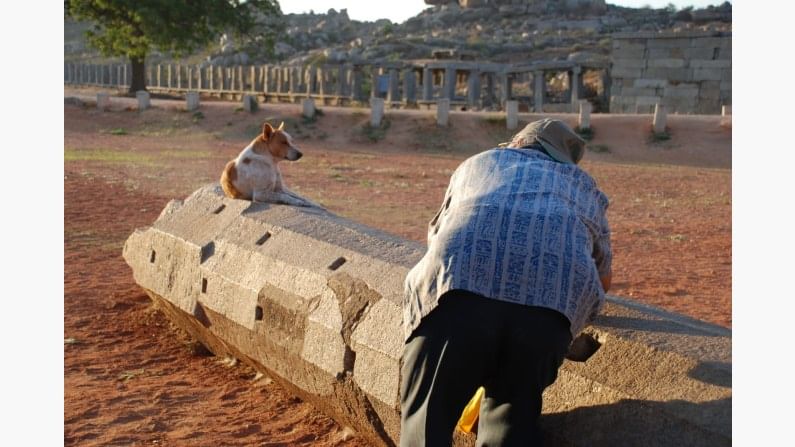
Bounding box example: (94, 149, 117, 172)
(404, 147, 612, 339)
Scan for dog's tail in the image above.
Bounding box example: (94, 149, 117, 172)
(220, 160, 245, 199)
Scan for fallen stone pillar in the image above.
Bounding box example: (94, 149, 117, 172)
(124, 186, 731, 447)
(653, 103, 667, 133)
(186, 92, 200, 111)
(579, 100, 592, 130)
(437, 98, 450, 127)
(136, 90, 150, 110)
(505, 100, 518, 130)
(370, 97, 384, 127)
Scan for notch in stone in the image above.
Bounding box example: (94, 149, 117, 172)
(255, 232, 272, 245)
(212, 204, 226, 214)
(328, 257, 347, 271)
(149, 250, 156, 263)
(255, 305, 264, 321)
(201, 278, 208, 293)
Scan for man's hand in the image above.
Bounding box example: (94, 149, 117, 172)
(600, 273, 612, 293)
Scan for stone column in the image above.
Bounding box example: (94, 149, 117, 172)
(289, 67, 298, 96)
(123, 64, 128, 87)
(570, 66, 581, 106)
(97, 93, 110, 110)
(485, 73, 495, 106)
(237, 66, 243, 90)
(243, 94, 258, 112)
(306, 66, 316, 96)
(302, 97, 316, 119)
(337, 65, 345, 97)
(187, 67, 193, 90)
(721, 105, 731, 127)
(403, 68, 417, 105)
(499, 72, 509, 106)
(208, 67, 213, 91)
(275, 67, 282, 94)
(653, 103, 667, 133)
(422, 67, 433, 102)
(318, 67, 326, 98)
(186, 91, 200, 111)
(443, 66, 456, 100)
(437, 98, 450, 127)
(117, 65, 123, 87)
(250, 66, 257, 91)
(371, 67, 380, 99)
(467, 70, 481, 108)
(351, 67, 363, 102)
(283, 67, 290, 94)
(196, 67, 202, 90)
(136, 90, 150, 110)
(263, 65, 271, 93)
(534, 70, 544, 113)
(157, 65, 162, 88)
(167, 64, 173, 88)
(387, 68, 399, 104)
(579, 100, 592, 130)
(505, 100, 518, 130)
(230, 67, 236, 91)
(370, 97, 384, 127)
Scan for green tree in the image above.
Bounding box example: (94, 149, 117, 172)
(65, 0, 282, 93)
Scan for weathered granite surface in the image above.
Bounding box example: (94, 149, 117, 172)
(123, 184, 731, 446)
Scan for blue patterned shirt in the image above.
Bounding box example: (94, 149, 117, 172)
(403, 147, 612, 340)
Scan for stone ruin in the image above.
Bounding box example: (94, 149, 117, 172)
(124, 184, 731, 446)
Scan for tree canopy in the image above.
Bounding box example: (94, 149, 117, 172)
(65, 0, 282, 91)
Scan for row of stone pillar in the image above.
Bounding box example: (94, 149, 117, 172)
(64, 63, 129, 87)
(65, 62, 588, 112)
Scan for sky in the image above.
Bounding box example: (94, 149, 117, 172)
(279, 0, 731, 23)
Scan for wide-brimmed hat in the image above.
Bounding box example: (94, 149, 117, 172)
(504, 118, 586, 164)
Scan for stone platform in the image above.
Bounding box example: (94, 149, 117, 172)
(123, 184, 731, 446)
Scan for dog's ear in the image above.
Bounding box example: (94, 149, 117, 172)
(262, 123, 275, 141)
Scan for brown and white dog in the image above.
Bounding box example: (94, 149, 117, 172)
(220, 122, 320, 207)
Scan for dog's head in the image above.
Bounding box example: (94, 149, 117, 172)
(253, 122, 302, 162)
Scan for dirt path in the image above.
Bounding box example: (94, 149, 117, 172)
(64, 89, 731, 445)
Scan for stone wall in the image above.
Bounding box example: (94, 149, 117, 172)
(610, 31, 731, 114)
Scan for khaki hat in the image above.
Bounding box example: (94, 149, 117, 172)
(505, 118, 586, 164)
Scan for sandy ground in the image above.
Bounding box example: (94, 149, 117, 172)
(64, 87, 731, 446)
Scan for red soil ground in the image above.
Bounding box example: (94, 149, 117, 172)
(64, 87, 731, 446)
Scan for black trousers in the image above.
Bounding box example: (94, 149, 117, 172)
(400, 290, 572, 447)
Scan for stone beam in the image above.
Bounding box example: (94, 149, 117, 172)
(124, 185, 731, 447)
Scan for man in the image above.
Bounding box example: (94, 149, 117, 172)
(400, 118, 612, 446)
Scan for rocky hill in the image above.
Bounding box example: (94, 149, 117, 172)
(64, 0, 731, 67)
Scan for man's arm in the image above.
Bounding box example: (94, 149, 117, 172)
(427, 172, 457, 242)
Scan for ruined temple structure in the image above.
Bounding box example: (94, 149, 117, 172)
(425, 0, 608, 14)
(124, 185, 731, 446)
(610, 31, 731, 114)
